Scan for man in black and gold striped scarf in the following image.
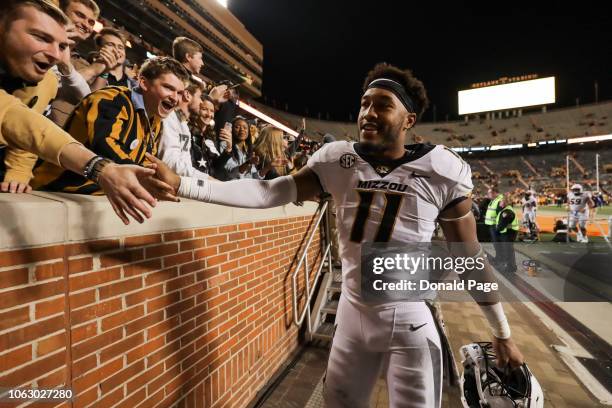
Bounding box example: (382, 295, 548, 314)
(30, 56, 189, 194)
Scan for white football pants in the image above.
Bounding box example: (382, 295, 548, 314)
(569, 209, 589, 230)
(323, 295, 442, 408)
(522, 211, 536, 225)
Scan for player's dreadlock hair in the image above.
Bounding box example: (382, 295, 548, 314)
(363, 63, 429, 120)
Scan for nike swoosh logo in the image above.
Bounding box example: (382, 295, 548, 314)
(411, 171, 430, 178)
(409, 323, 427, 331)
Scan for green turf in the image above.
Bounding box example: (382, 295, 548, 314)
(537, 205, 612, 216)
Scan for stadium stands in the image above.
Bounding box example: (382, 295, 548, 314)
(249, 100, 612, 148)
(248, 99, 612, 205)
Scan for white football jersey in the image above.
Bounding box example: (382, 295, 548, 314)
(307, 141, 473, 307)
(568, 191, 591, 213)
(522, 196, 537, 212)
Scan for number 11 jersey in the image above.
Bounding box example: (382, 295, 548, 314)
(306, 141, 473, 307)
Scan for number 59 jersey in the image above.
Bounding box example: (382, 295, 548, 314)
(568, 191, 591, 217)
(307, 141, 473, 306)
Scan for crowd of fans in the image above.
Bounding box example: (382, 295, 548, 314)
(0, 0, 324, 224)
(1, 0, 608, 229)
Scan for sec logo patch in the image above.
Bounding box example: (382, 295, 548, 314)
(339, 153, 356, 169)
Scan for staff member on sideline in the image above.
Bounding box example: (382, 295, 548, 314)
(484, 188, 504, 265)
(496, 198, 519, 274)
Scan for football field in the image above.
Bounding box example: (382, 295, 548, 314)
(537, 205, 612, 217)
(515, 205, 612, 237)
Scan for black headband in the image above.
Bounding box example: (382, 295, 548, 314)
(366, 78, 417, 114)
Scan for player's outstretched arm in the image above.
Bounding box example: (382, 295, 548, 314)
(60, 145, 178, 224)
(292, 166, 324, 202)
(146, 153, 323, 208)
(438, 198, 525, 368)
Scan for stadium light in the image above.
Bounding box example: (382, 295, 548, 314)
(458, 77, 556, 115)
(237, 100, 299, 137)
(567, 134, 612, 144)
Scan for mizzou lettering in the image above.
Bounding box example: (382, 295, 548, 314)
(356, 180, 408, 193)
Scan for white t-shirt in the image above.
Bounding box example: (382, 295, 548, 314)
(307, 141, 473, 307)
(159, 110, 208, 179)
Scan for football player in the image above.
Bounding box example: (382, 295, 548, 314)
(567, 184, 594, 243)
(521, 190, 538, 239)
(147, 63, 525, 408)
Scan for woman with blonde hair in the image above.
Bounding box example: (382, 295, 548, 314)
(253, 126, 289, 179)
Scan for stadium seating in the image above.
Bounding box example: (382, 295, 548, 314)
(249, 100, 612, 147)
(248, 99, 612, 203)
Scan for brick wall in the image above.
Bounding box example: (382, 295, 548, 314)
(0, 213, 322, 408)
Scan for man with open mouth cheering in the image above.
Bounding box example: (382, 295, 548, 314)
(29, 56, 189, 198)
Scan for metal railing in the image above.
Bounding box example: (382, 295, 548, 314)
(291, 198, 332, 335)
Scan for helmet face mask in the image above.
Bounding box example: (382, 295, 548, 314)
(571, 184, 583, 195)
(459, 342, 544, 408)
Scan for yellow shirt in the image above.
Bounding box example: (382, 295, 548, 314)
(1, 70, 78, 183)
(0, 70, 79, 173)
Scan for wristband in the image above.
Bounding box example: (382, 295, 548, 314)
(480, 303, 511, 339)
(83, 156, 112, 184)
(83, 156, 104, 179)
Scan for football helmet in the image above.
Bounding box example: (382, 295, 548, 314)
(459, 342, 544, 408)
(571, 184, 583, 195)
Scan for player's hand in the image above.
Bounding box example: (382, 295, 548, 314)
(493, 337, 524, 369)
(98, 163, 176, 225)
(145, 153, 182, 193)
(0, 181, 32, 194)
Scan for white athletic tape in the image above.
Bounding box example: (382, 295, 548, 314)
(480, 303, 511, 339)
(177, 175, 297, 209)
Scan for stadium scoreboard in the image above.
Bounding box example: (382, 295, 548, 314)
(458, 76, 556, 115)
